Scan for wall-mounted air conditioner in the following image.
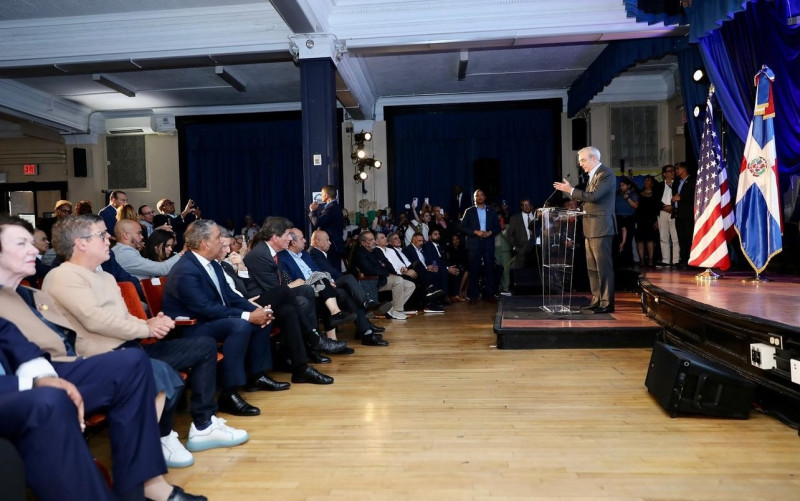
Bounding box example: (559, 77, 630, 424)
(105, 117, 156, 135)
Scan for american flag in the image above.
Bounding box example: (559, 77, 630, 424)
(688, 93, 734, 270)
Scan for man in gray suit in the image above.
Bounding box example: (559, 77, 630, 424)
(554, 146, 616, 313)
(506, 199, 535, 269)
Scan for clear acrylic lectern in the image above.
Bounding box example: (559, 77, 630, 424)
(534, 208, 584, 313)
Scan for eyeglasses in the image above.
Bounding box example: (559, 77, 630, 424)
(78, 230, 109, 241)
(141, 211, 155, 216)
(57, 208, 73, 213)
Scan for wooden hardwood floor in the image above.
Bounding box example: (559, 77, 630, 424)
(98, 300, 800, 500)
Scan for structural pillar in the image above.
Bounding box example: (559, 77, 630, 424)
(290, 34, 346, 212)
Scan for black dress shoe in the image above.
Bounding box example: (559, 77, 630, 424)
(368, 322, 386, 333)
(593, 306, 615, 314)
(307, 351, 331, 364)
(217, 391, 261, 416)
(328, 311, 357, 328)
(425, 289, 445, 303)
(315, 336, 348, 354)
(362, 333, 389, 346)
(245, 375, 291, 392)
(363, 299, 380, 311)
(334, 346, 355, 355)
(167, 486, 208, 501)
(292, 366, 334, 384)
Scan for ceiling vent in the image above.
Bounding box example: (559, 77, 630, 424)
(105, 117, 155, 135)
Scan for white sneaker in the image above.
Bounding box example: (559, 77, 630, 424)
(386, 308, 407, 320)
(161, 430, 194, 468)
(185, 415, 249, 452)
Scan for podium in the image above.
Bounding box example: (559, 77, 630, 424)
(535, 208, 584, 313)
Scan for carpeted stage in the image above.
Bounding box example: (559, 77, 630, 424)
(494, 291, 660, 349)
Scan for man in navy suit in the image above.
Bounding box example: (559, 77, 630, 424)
(460, 189, 502, 303)
(98, 189, 126, 237)
(0, 318, 189, 501)
(161, 219, 286, 416)
(402, 232, 447, 313)
(309, 185, 344, 271)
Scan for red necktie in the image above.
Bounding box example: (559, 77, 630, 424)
(274, 254, 281, 284)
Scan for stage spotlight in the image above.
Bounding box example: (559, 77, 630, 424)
(358, 169, 368, 181)
(693, 105, 701, 117)
(351, 148, 367, 160)
(355, 132, 372, 142)
(362, 158, 382, 169)
(353, 173, 361, 182)
(373, 159, 382, 169)
(693, 68, 709, 83)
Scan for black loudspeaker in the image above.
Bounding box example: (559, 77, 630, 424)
(571, 118, 587, 151)
(74, 148, 87, 177)
(645, 342, 756, 419)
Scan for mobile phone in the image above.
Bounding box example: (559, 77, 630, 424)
(424, 197, 429, 205)
(412, 197, 418, 204)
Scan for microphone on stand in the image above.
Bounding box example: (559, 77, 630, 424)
(544, 174, 570, 208)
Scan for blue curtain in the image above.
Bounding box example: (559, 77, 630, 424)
(567, 37, 688, 117)
(623, 0, 687, 26)
(676, 44, 710, 158)
(698, 0, 800, 185)
(181, 116, 306, 230)
(386, 102, 561, 214)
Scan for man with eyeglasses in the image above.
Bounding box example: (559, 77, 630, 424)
(41, 200, 73, 266)
(655, 164, 680, 266)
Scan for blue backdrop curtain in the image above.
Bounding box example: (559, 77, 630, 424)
(697, 0, 800, 187)
(180, 115, 306, 231)
(386, 101, 561, 216)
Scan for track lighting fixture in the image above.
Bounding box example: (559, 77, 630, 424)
(354, 131, 372, 142)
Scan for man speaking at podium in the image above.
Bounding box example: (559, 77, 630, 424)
(553, 146, 616, 313)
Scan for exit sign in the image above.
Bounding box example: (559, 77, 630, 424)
(23, 164, 39, 176)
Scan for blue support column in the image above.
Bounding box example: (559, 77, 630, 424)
(299, 58, 340, 214)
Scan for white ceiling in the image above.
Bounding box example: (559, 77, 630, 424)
(0, 0, 686, 134)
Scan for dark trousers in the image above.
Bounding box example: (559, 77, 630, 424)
(675, 216, 693, 264)
(143, 336, 218, 429)
(184, 318, 271, 389)
(585, 235, 614, 308)
(467, 237, 496, 299)
(252, 285, 310, 369)
(334, 273, 368, 305)
(54, 349, 164, 496)
(0, 390, 116, 501)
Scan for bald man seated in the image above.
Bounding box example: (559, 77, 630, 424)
(113, 219, 182, 280)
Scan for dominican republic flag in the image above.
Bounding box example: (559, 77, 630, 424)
(689, 91, 734, 270)
(734, 65, 782, 274)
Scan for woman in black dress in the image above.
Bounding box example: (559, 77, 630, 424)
(633, 175, 661, 266)
(446, 234, 469, 301)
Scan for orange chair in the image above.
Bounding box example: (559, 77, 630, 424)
(140, 276, 196, 326)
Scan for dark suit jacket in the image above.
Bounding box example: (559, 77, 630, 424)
(673, 175, 696, 221)
(0, 318, 49, 394)
(653, 179, 673, 206)
(402, 244, 426, 267)
(161, 251, 257, 322)
(351, 246, 390, 288)
(309, 247, 341, 279)
(423, 241, 448, 267)
(506, 212, 534, 251)
(450, 192, 470, 220)
(460, 205, 502, 251)
(242, 241, 281, 294)
(99, 204, 117, 236)
(569, 164, 617, 238)
(277, 250, 319, 282)
(310, 200, 344, 254)
(153, 213, 196, 249)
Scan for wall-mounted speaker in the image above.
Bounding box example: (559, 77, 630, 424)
(571, 118, 587, 151)
(74, 148, 88, 178)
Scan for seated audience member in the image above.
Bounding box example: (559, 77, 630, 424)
(281, 228, 388, 346)
(351, 231, 415, 320)
(403, 232, 447, 312)
(30, 228, 53, 282)
(113, 219, 182, 279)
(41, 200, 73, 266)
(310, 229, 392, 316)
(99, 190, 127, 237)
(446, 234, 470, 301)
(0, 216, 205, 501)
(144, 229, 177, 262)
(241, 215, 260, 242)
(161, 220, 306, 416)
(74, 199, 93, 216)
(424, 228, 461, 296)
(225, 234, 249, 276)
(153, 198, 197, 249)
(244, 217, 352, 361)
(117, 203, 139, 223)
(41, 215, 247, 468)
(380, 232, 444, 312)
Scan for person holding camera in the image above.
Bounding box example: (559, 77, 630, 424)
(153, 198, 199, 249)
